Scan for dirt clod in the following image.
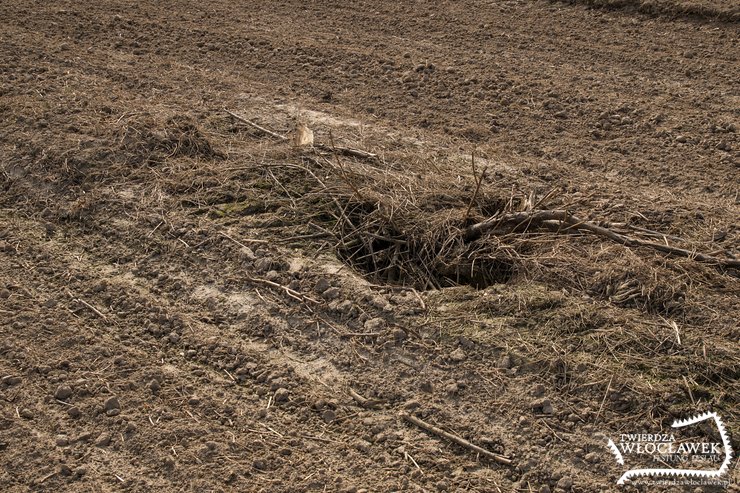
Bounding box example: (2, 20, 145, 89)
(274, 388, 290, 402)
(2, 375, 22, 385)
(449, 347, 466, 362)
(321, 287, 341, 301)
(148, 379, 161, 393)
(321, 409, 337, 424)
(103, 396, 121, 412)
(532, 398, 554, 415)
(54, 385, 73, 401)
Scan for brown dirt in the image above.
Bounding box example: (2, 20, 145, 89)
(1, 1, 738, 492)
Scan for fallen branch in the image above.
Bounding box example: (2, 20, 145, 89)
(246, 276, 320, 305)
(465, 210, 740, 268)
(401, 413, 513, 466)
(65, 289, 107, 321)
(315, 143, 377, 161)
(348, 387, 384, 408)
(219, 231, 269, 246)
(225, 110, 288, 141)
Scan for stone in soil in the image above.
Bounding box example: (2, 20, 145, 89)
(321, 287, 341, 300)
(532, 398, 554, 415)
(449, 347, 466, 362)
(314, 278, 331, 293)
(321, 409, 336, 424)
(364, 317, 386, 331)
(274, 388, 290, 402)
(148, 379, 161, 393)
(54, 384, 73, 401)
(103, 396, 120, 411)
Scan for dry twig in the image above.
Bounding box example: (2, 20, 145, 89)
(401, 413, 512, 465)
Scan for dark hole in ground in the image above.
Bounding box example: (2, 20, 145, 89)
(337, 238, 515, 290)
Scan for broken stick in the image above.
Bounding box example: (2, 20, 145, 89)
(315, 143, 377, 160)
(246, 276, 320, 305)
(401, 413, 512, 466)
(225, 110, 288, 141)
(465, 209, 740, 268)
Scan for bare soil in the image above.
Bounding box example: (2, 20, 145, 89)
(1, 1, 738, 492)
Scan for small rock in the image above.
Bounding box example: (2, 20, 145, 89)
(55, 435, 69, 447)
(168, 332, 180, 344)
(321, 409, 336, 424)
(106, 409, 120, 417)
(188, 395, 200, 406)
(531, 398, 553, 415)
(392, 328, 407, 343)
(96, 432, 112, 447)
(314, 278, 331, 294)
(148, 379, 161, 393)
(496, 354, 512, 369)
(531, 384, 546, 397)
(75, 431, 94, 442)
(0, 288, 10, 299)
(253, 258, 272, 273)
(19, 408, 34, 419)
(435, 480, 449, 491)
(1, 375, 21, 386)
(419, 381, 433, 393)
(449, 347, 466, 362)
(54, 385, 73, 401)
(584, 451, 601, 464)
(336, 299, 354, 314)
(103, 396, 120, 412)
(403, 399, 421, 410)
(540, 486, 551, 493)
(717, 141, 731, 151)
(355, 439, 371, 453)
(59, 464, 73, 476)
(223, 470, 237, 483)
(556, 476, 573, 491)
(252, 459, 266, 471)
(321, 287, 341, 300)
(274, 388, 290, 402)
(67, 406, 81, 418)
(675, 135, 688, 143)
(445, 382, 459, 395)
(364, 317, 386, 331)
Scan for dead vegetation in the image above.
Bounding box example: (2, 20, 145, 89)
(219, 112, 739, 313)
